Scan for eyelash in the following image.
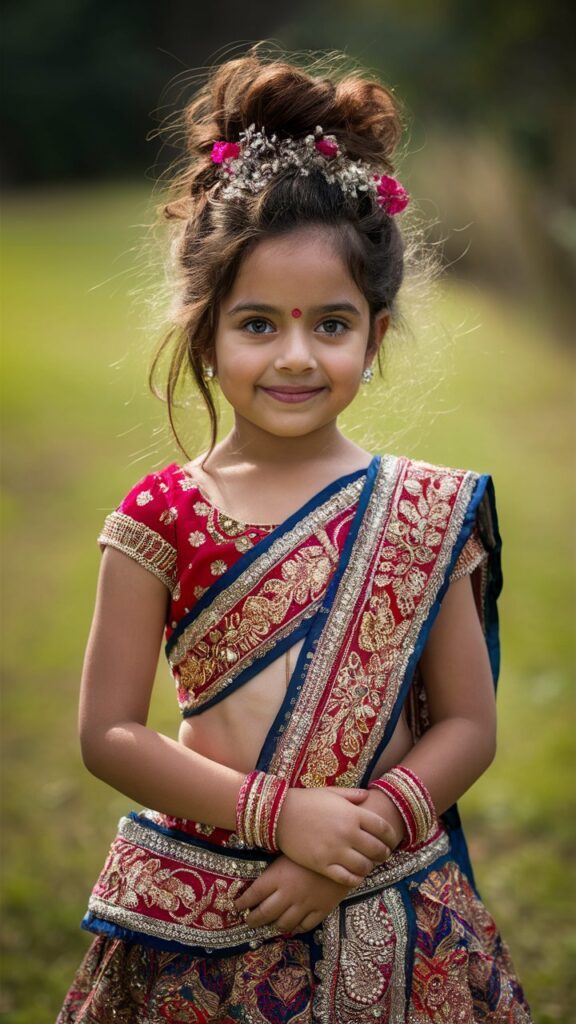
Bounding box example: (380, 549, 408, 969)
(241, 317, 349, 337)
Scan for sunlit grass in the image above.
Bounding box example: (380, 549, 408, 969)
(1, 184, 574, 1022)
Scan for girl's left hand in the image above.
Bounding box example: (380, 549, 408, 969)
(234, 855, 352, 935)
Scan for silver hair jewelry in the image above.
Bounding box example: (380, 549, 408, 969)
(210, 126, 409, 215)
(361, 366, 374, 384)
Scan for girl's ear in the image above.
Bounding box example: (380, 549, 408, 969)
(365, 311, 391, 366)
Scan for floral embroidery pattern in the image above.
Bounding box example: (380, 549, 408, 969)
(177, 541, 336, 708)
(296, 464, 468, 789)
(159, 507, 178, 525)
(136, 489, 153, 506)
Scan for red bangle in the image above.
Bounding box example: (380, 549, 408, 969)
(369, 765, 437, 847)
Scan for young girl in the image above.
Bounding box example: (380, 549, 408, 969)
(58, 50, 532, 1023)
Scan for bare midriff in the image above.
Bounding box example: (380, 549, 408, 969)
(178, 637, 414, 782)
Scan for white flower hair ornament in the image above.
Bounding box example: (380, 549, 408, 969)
(210, 125, 409, 215)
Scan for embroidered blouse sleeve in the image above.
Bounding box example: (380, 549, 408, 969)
(449, 527, 488, 584)
(98, 471, 178, 592)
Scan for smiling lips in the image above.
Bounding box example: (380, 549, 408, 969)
(261, 385, 325, 403)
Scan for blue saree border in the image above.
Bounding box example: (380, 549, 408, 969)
(165, 462, 371, 662)
(256, 456, 382, 772)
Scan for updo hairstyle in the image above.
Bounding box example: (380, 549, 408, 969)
(150, 49, 407, 454)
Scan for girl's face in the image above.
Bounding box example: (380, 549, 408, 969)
(213, 226, 389, 448)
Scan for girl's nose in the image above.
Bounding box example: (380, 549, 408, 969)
(274, 328, 317, 372)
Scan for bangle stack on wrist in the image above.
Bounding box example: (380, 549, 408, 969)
(369, 765, 436, 847)
(235, 770, 288, 852)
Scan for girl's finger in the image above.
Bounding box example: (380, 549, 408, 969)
(298, 911, 322, 932)
(343, 851, 374, 879)
(325, 863, 364, 887)
(244, 891, 285, 928)
(235, 880, 274, 911)
(357, 832, 391, 863)
(273, 908, 304, 933)
(333, 788, 368, 805)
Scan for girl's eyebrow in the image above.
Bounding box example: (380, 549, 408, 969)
(226, 301, 362, 316)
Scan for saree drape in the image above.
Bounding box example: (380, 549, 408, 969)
(58, 456, 531, 1023)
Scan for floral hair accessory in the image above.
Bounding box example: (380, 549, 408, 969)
(374, 174, 410, 215)
(209, 125, 409, 215)
(314, 137, 339, 158)
(210, 140, 241, 164)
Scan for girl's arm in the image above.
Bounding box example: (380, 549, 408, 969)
(79, 546, 246, 827)
(363, 572, 497, 838)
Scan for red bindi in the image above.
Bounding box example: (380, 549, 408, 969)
(291, 308, 302, 318)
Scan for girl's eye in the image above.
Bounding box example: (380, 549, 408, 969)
(243, 318, 274, 335)
(317, 318, 348, 336)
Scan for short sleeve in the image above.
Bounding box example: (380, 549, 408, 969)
(98, 469, 178, 592)
(449, 527, 488, 584)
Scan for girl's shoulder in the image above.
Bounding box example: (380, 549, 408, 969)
(96, 463, 206, 593)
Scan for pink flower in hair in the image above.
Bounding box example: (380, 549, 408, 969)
(374, 174, 409, 215)
(315, 138, 339, 158)
(211, 140, 241, 164)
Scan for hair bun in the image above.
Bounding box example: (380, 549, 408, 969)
(182, 52, 403, 175)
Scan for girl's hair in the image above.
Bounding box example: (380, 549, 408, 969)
(150, 48, 407, 455)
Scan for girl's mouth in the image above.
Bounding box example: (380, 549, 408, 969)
(260, 386, 325, 404)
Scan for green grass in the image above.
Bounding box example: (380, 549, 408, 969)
(1, 184, 575, 1022)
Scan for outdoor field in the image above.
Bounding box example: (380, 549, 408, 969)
(1, 184, 575, 1022)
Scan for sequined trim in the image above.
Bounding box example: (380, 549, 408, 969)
(98, 511, 178, 592)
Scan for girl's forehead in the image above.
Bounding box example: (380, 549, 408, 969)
(228, 227, 365, 307)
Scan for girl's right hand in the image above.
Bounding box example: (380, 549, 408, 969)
(275, 787, 394, 886)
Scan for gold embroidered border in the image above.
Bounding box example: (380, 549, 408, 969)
(181, 601, 321, 713)
(352, 464, 478, 780)
(88, 814, 278, 951)
(167, 477, 365, 668)
(98, 511, 178, 592)
(268, 455, 400, 780)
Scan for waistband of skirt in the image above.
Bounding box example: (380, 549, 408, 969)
(82, 809, 450, 956)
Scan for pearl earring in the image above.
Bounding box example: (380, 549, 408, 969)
(361, 366, 374, 384)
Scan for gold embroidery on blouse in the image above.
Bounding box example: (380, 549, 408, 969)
(159, 507, 178, 525)
(177, 539, 336, 704)
(98, 511, 177, 592)
(135, 489, 153, 506)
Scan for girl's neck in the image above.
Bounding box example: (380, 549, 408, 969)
(211, 417, 363, 471)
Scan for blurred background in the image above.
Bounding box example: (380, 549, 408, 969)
(1, 2, 574, 1021)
